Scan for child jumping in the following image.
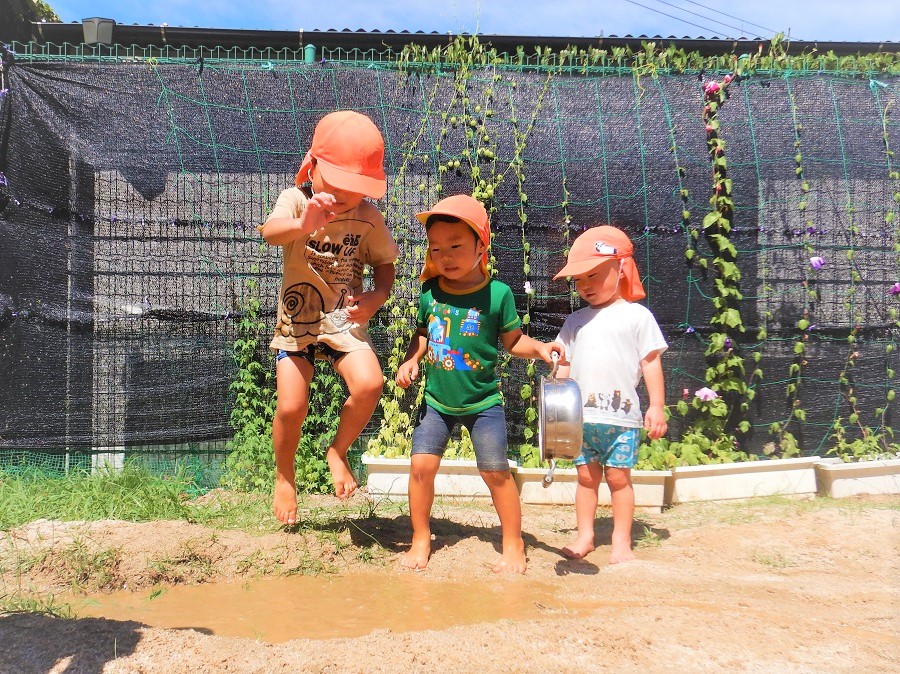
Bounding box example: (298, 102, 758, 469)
(395, 194, 560, 574)
(553, 226, 667, 564)
(259, 111, 399, 524)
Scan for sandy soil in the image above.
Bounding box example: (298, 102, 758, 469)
(1, 492, 898, 673)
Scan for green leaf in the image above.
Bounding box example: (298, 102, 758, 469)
(702, 212, 721, 229)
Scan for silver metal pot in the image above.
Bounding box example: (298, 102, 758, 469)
(538, 353, 583, 486)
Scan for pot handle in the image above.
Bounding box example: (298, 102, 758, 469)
(542, 459, 556, 487)
(549, 351, 560, 379)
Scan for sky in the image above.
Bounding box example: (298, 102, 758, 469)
(48, 0, 900, 43)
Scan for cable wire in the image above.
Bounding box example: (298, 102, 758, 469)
(623, 0, 722, 35)
(648, 0, 776, 39)
(678, 0, 784, 37)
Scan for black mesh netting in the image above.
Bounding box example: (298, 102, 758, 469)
(0, 56, 897, 466)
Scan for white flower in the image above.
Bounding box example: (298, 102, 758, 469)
(524, 281, 535, 296)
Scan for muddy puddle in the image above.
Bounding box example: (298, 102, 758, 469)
(71, 573, 573, 642)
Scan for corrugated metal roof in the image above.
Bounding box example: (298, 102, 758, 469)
(29, 21, 899, 57)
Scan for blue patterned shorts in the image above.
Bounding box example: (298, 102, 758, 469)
(574, 423, 640, 468)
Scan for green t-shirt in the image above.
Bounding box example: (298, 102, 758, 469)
(417, 276, 521, 415)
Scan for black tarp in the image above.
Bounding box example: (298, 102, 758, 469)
(0, 57, 896, 453)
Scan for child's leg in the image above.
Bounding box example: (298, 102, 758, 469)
(330, 349, 384, 498)
(402, 405, 451, 570)
(561, 462, 603, 559)
(272, 354, 314, 525)
(401, 453, 441, 570)
(604, 466, 635, 564)
(468, 405, 525, 574)
(480, 469, 526, 574)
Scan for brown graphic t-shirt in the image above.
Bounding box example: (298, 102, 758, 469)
(262, 187, 399, 353)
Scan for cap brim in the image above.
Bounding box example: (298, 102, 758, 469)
(318, 160, 386, 199)
(553, 257, 617, 280)
(415, 210, 488, 245)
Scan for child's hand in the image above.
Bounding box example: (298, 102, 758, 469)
(396, 360, 419, 388)
(298, 192, 338, 234)
(644, 405, 668, 440)
(345, 291, 383, 324)
(537, 341, 565, 365)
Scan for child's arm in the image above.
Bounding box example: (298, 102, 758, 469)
(396, 327, 428, 388)
(641, 349, 667, 439)
(259, 193, 340, 246)
(346, 263, 396, 324)
(500, 328, 562, 365)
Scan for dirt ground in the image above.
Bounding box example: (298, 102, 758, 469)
(1, 492, 898, 673)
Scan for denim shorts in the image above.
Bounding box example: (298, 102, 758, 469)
(276, 344, 346, 366)
(574, 423, 640, 469)
(411, 403, 510, 472)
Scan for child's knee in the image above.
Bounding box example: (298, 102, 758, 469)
(577, 472, 602, 490)
(276, 399, 309, 422)
(409, 460, 439, 483)
(479, 469, 513, 490)
(604, 467, 632, 491)
(346, 370, 384, 402)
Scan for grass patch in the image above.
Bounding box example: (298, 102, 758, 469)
(0, 464, 196, 529)
(752, 550, 795, 569)
(634, 526, 662, 549)
(0, 589, 74, 618)
(54, 538, 122, 592)
(148, 538, 219, 584)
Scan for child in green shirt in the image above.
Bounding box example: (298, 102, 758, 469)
(396, 194, 561, 573)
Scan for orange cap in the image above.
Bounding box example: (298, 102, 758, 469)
(416, 194, 490, 281)
(295, 111, 387, 199)
(553, 225, 646, 301)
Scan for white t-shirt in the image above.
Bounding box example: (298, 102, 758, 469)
(555, 300, 668, 428)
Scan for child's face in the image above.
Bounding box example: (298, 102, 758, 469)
(572, 259, 622, 308)
(310, 163, 366, 214)
(426, 219, 486, 287)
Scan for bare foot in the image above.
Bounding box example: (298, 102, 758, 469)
(493, 538, 527, 574)
(326, 447, 358, 499)
(401, 537, 431, 571)
(561, 537, 595, 560)
(273, 475, 298, 525)
(609, 536, 635, 564)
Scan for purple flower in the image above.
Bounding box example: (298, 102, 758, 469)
(806, 226, 818, 234)
(0, 172, 6, 187)
(724, 337, 733, 349)
(890, 282, 900, 296)
(809, 256, 825, 270)
(695, 387, 719, 401)
(684, 325, 695, 334)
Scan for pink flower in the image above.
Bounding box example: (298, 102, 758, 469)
(695, 387, 719, 401)
(723, 74, 733, 84)
(704, 81, 720, 95)
(890, 282, 900, 296)
(809, 256, 825, 270)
